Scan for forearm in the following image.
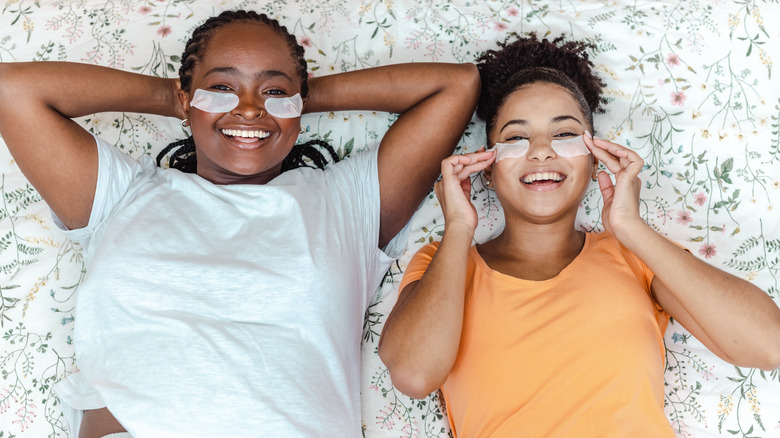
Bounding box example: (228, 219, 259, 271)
(0, 62, 181, 119)
(379, 225, 474, 398)
(619, 223, 780, 369)
(306, 62, 476, 114)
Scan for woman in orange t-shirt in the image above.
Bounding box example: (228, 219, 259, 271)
(378, 34, 780, 437)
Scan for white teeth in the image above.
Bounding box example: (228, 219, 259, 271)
(522, 172, 564, 184)
(221, 129, 270, 139)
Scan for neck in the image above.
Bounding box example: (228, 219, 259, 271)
(478, 215, 587, 281)
(494, 218, 584, 258)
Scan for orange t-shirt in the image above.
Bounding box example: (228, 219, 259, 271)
(399, 232, 673, 438)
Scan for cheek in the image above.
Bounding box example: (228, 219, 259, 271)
(188, 113, 220, 140)
(276, 118, 302, 145)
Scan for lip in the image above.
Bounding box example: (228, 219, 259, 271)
(520, 169, 567, 192)
(219, 127, 272, 150)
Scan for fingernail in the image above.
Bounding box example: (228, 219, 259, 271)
(584, 130, 593, 139)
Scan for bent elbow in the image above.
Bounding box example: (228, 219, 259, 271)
(731, 333, 780, 371)
(386, 366, 440, 400)
(379, 348, 441, 399)
(758, 341, 780, 371)
(457, 63, 481, 105)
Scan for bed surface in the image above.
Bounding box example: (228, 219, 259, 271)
(1, 1, 779, 436)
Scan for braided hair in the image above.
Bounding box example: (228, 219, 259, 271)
(476, 33, 607, 142)
(156, 9, 339, 173)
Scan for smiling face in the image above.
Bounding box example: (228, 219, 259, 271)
(486, 82, 598, 225)
(178, 21, 304, 185)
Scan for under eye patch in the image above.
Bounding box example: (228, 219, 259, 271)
(494, 140, 530, 162)
(492, 136, 590, 162)
(550, 136, 590, 157)
(190, 89, 240, 113)
(189, 89, 304, 118)
(265, 93, 303, 118)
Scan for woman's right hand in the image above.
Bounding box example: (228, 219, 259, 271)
(434, 148, 496, 234)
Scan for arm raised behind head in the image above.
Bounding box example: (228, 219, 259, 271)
(0, 62, 181, 230)
(306, 63, 480, 248)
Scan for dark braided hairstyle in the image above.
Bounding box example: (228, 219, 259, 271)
(476, 33, 607, 143)
(156, 9, 340, 173)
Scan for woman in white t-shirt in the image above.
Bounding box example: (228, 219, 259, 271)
(0, 9, 479, 438)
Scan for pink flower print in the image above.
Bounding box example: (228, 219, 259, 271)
(666, 53, 680, 66)
(698, 243, 717, 259)
(671, 91, 686, 106)
(675, 210, 693, 225)
(156, 25, 172, 37)
(507, 7, 519, 16)
(299, 36, 312, 47)
(138, 6, 152, 14)
(693, 191, 707, 206)
(494, 21, 508, 31)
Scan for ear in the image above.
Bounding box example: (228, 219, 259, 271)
(484, 163, 494, 188)
(177, 88, 191, 120)
(300, 95, 308, 116)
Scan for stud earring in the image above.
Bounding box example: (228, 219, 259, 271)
(181, 118, 190, 128)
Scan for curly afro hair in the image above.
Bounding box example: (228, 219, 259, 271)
(476, 33, 607, 142)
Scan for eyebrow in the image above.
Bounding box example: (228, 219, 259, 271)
(203, 66, 293, 81)
(498, 115, 584, 134)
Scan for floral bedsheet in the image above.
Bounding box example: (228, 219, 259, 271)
(1, 1, 778, 437)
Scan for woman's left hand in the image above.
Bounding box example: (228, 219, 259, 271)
(584, 135, 645, 239)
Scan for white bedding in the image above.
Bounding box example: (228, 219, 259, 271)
(0, 1, 778, 437)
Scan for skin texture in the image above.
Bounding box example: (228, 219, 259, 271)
(0, 20, 480, 436)
(378, 82, 780, 400)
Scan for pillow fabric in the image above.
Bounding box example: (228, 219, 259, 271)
(0, 1, 778, 437)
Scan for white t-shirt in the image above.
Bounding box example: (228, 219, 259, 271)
(54, 136, 406, 437)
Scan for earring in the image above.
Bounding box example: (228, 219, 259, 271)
(486, 179, 493, 188)
(181, 118, 190, 128)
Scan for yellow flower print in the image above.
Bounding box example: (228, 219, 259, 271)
(728, 14, 741, 29)
(383, 32, 395, 47)
(717, 395, 734, 416)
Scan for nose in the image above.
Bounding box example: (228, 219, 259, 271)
(526, 138, 556, 162)
(230, 91, 265, 120)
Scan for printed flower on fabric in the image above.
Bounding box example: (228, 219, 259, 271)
(671, 91, 686, 106)
(675, 210, 693, 225)
(698, 243, 717, 259)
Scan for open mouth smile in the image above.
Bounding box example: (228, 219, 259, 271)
(522, 171, 566, 185)
(221, 128, 271, 140)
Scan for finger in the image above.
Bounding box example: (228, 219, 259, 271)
(456, 150, 496, 180)
(588, 144, 622, 174)
(460, 176, 472, 195)
(591, 138, 643, 175)
(597, 170, 615, 202)
(593, 137, 643, 164)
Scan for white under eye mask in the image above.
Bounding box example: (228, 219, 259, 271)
(492, 136, 590, 162)
(189, 89, 304, 118)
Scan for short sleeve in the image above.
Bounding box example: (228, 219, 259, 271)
(320, 148, 409, 259)
(398, 241, 440, 294)
(52, 135, 154, 248)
